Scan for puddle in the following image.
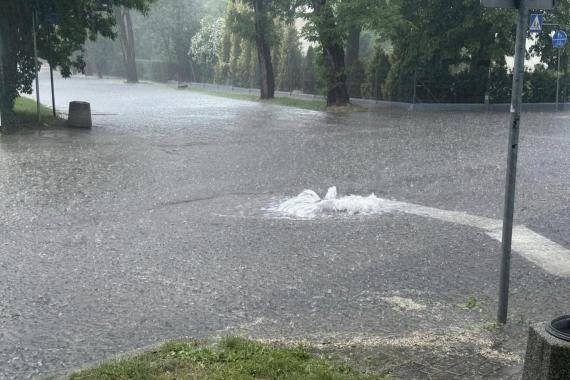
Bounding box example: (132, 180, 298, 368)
(266, 187, 397, 219)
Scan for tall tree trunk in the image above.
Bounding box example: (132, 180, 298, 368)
(312, 0, 349, 106)
(114, 6, 138, 83)
(323, 43, 350, 106)
(252, 0, 274, 99)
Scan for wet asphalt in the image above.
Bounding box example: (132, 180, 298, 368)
(0, 73, 569, 378)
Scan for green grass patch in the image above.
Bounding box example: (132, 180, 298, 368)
(186, 87, 326, 111)
(187, 87, 260, 102)
(10, 96, 64, 128)
(464, 297, 480, 310)
(260, 97, 326, 111)
(64, 337, 388, 380)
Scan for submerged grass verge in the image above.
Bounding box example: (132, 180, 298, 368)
(5, 97, 65, 130)
(63, 337, 389, 380)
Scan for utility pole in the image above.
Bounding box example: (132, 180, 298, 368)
(32, 9, 40, 122)
(497, 0, 529, 325)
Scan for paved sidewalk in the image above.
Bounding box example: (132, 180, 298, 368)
(222, 298, 530, 379)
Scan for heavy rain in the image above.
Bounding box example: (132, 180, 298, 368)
(1, 0, 570, 379)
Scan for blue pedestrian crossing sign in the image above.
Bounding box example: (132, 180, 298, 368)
(529, 14, 543, 33)
(553, 31, 568, 49)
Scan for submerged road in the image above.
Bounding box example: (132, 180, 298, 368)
(1, 73, 569, 378)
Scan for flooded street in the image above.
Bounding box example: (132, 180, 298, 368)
(1, 74, 570, 378)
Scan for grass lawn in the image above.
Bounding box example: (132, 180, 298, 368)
(63, 337, 389, 380)
(8, 97, 64, 128)
(186, 88, 326, 111)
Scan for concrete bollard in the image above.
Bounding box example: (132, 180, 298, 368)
(67, 101, 92, 129)
(523, 319, 570, 380)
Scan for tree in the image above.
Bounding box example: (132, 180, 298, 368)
(0, 0, 154, 126)
(302, 46, 318, 94)
(236, 39, 255, 87)
(302, 0, 350, 106)
(277, 26, 303, 92)
(215, 20, 233, 84)
(133, 0, 203, 83)
(190, 16, 226, 82)
(251, 0, 275, 98)
(299, 0, 384, 106)
(378, 0, 515, 103)
(85, 36, 121, 78)
(345, 26, 361, 69)
(229, 32, 242, 85)
(114, 6, 138, 83)
(271, 21, 285, 89)
(530, 0, 570, 103)
(229, 1, 273, 98)
(362, 45, 391, 100)
(345, 25, 364, 97)
(229, 0, 293, 98)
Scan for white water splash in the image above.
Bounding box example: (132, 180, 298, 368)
(270, 187, 396, 219)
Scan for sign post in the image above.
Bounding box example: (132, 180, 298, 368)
(497, 0, 529, 325)
(481, 0, 533, 325)
(45, 12, 60, 118)
(552, 30, 567, 111)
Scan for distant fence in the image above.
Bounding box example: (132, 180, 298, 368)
(186, 81, 567, 112)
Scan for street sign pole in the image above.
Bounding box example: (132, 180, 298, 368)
(497, 0, 529, 325)
(556, 48, 561, 111)
(32, 9, 40, 122)
(552, 30, 567, 110)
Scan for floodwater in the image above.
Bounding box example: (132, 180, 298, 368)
(1, 73, 569, 378)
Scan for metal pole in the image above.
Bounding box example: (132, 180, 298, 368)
(497, 0, 528, 325)
(48, 23, 56, 118)
(412, 67, 418, 108)
(556, 48, 561, 111)
(0, 25, 5, 128)
(375, 67, 379, 101)
(32, 9, 40, 122)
